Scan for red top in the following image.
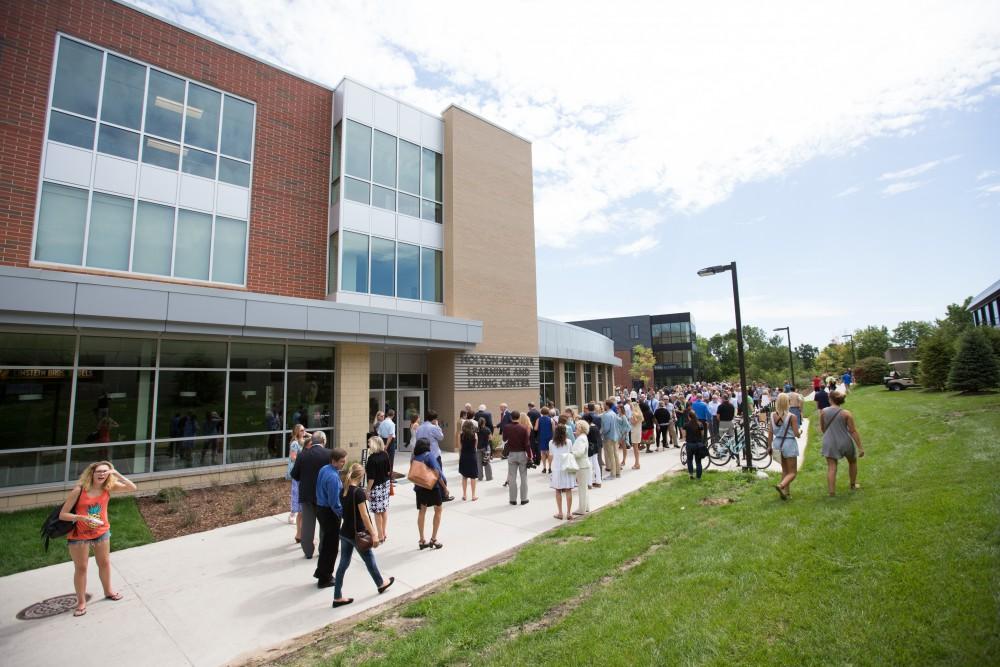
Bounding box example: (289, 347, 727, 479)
(68, 489, 110, 540)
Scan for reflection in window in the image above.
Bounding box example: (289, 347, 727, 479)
(155, 370, 226, 443)
(70, 443, 149, 478)
(98, 124, 140, 160)
(220, 95, 254, 160)
(101, 55, 145, 130)
(72, 369, 154, 444)
(341, 231, 369, 293)
(287, 373, 333, 429)
(159, 340, 228, 368)
(345, 120, 372, 179)
(79, 336, 156, 367)
(35, 182, 87, 265)
(211, 217, 246, 285)
(173, 209, 212, 280)
(564, 363, 578, 406)
(142, 136, 180, 170)
(539, 359, 555, 406)
(48, 111, 95, 149)
(398, 192, 420, 218)
(85, 192, 133, 271)
(132, 201, 174, 276)
(372, 185, 395, 211)
(344, 177, 370, 205)
(421, 199, 442, 223)
(420, 247, 443, 302)
(398, 140, 421, 194)
(0, 450, 67, 488)
(370, 237, 395, 297)
(52, 38, 102, 118)
(227, 371, 284, 437)
(230, 343, 284, 370)
(0, 370, 72, 450)
(0, 332, 75, 367)
(421, 148, 442, 201)
(145, 70, 185, 141)
(396, 243, 420, 300)
(288, 346, 335, 370)
(372, 130, 396, 187)
(183, 84, 221, 152)
(219, 158, 250, 187)
(182, 148, 217, 179)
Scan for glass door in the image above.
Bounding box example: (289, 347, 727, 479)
(399, 391, 423, 452)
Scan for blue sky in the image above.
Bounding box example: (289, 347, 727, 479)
(136, 0, 1000, 346)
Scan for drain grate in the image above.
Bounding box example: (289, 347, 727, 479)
(16, 593, 92, 620)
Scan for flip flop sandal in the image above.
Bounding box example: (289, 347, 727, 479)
(377, 576, 395, 594)
(105, 592, 123, 601)
(73, 607, 87, 617)
(553, 514, 564, 520)
(332, 598, 354, 608)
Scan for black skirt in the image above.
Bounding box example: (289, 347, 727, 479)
(415, 484, 442, 509)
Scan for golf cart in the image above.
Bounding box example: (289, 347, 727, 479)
(884, 361, 920, 391)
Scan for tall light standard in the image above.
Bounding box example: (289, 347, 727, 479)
(773, 326, 795, 389)
(697, 262, 752, 471)
(841, 334, 856, 366)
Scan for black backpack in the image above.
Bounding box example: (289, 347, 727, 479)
(40, 488, 81, 552)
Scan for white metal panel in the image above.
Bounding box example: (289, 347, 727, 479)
(370, 295, 396, 310)
(93, 154, 137, 196)
(398, 104, 421, 144)
(333, 87, 344, 125)
(43, 142, 93, 187)
(178, 173, 216, 212)
(370, 208, 396, 238)
(395, 299, 422, 313)
(342, 201, 370, 233)
(421, 114, 444, 152)
(336, 291, 369, 306)
(397, 216, 421, 244)
(344, 80, 374, 124)
(420, 220, 443, 249)
(421, 302, 445, 316)
(216, 182, 249, 219)
(373, 93, 398, 134)
(137, 163, 179, 205)
(328, 200, 341, 235)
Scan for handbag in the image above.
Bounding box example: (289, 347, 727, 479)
(407, 458, 439, 490)
(40, 488, 83, 552)
(561, 450, 579, 473)
(352, 489, 375, 553)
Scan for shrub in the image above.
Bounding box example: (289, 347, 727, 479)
(853, 356, 890, 385)
(155, 486, 186, 504)
(918, 333, 954, 391)
(947, 328, 1000, 392)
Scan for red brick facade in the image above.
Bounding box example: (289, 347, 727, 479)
(0, 0, 332, 299)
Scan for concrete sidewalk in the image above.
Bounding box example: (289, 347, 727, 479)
(0, 425, 808, 667)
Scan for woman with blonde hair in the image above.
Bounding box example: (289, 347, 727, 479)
(332, 463, 394, 607)
(364, 436, 392, 542)
(768, 393, 802, 500)
(626, 398, 643, 470)
(58, 461, 137, 616)
(820, 391, 865, 496)
(571, 420, 592, 515)
(548, 424, 577, 520)
(517, 413, 535, 467)
(287, 424, 309, 536)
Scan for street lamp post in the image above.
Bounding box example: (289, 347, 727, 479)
(697, 262, 753, 471)
(841, 334, 857, 366)
(773, 326, 795, 390)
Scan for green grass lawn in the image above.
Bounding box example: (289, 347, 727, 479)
(0, 496, 154, 577)
(282, 386, 1000, 666)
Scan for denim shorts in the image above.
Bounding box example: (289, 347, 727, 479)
(68, 530, 111, 546)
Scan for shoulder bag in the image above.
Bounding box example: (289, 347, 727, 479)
(407, 458, 439, 490)
(352, 488, 375, 553)
(561, 449, 580, 473)
(40, 487, 83, 552)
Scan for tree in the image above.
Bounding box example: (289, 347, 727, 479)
(853, 356, 890, 385)
(937, 297, 974, 337)
(693, 335, 722, 381)
(947, 328, 1000, 392)
(794, 343, 818, 370)
(629, 344, 655, 385)
(707, 332, 739, 378)
(891, 320, 933, 348)
(814, 341, 852, 376)
(917, 332, 954, 391)
(853, 325, 891, 361)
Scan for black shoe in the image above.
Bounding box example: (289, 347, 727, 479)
(313, 570, 320, 579)
(317, 579, 334, 589)
(510, 500, 517, 505)
(521, 499, 530, 505)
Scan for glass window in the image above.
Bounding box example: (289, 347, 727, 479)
(601, 327, 612, 338)
(288, 346, 334, 371)
(211, 216, 246, 284)
(0, 450, 66, 488)
(421, 200, 442, 223)
(564, 363, 578, 406)
(79, 336, 155, 367)
(327, 233, 338, 294)
(154, 370, 225, 463)
(344, 177, 370, 205)
(629, 324, 640, 339)
(85, 192, 133, 271)
(144, 70, 185, 141)
(0, 332, 75, 366)
(182, 148, 216, 179)
(341, 231, 369, 293)
(159, 340, 227, 368)
(372, 130, 396, 187)
(132, 201, 174, 276)
(48, 111, 95, 149)
(100, 55, 145, 129)
(220, 95, 253, 160)
(345, 120, 371, 180)
(420, 247, 442, 302)
(287, 372, 333, 429)
(227, 371, 284, 435)
(183, 83, 221, 152)
(142, 136, 180, 170)
(72, 369, 154, 444)
(230, 343, 283, 369)
(173, 209, 212, 280)
(98, 124, 139, 160)
(331, 122, 342, 180)
(421, 148, 442, 201)
(539, 359, 555, 406)
(225, 433, 281, 464)
(70, 443, 149, 478)
(52, 38, 102, 118)
(372, 185, 395, 211)
(370, 237, 395, 297)
(369, 373, 384, 389)
(398, 193, 420, 218)
(34, 182, 87, 265)
(398, 140, 420, 194)
(218, 157, 250, 187)
(0, 370, 72, 449)
(398, 374, 423, 389)
(396, 243, 420, 300)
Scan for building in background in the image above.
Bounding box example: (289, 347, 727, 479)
(969, 279, 1000, 328)
(0, 0, 618, 509)
(569, 313, 696, 390)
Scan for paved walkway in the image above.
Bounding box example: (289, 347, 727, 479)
(0, 423, 809, 667)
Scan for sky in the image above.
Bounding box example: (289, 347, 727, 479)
(135, 0, 1000, 347)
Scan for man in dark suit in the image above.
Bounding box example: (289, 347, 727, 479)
(290, 431, 328, 559)
(526, 402, 541, 468)
(473, 404, 495, 433)
(498, 403, 512, 429)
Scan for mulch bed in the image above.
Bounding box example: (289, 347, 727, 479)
(137, 478, 291, 541)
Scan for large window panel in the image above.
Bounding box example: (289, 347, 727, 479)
(70, 442, 149, 478)
(145, 70, 185, 141)
(230, 343, 284, 370)
(397, 243, 420, 300)
(159, 340, 227, 368)
(220, 95, 254, 160)
(52, 38, 102, 118)
(211, 216, 246, 284)
(327, 233, 338, 294)
(372, 185, 395, 211)
(421, 199, 442, 223)
(341, 231, 369, 293)
(0, 450, 66, 488)
(72, 369, 154, 444)
(421, 148, 442, 201)
(100, 55, 145, 129)
(218, 158, 250, 187)
(155, 370, 226, 438)
(142, 136, 180, 170)
(35, 182, 87, 265)
(344, 177, 370, 205)
(0, 370, 72, 449)
(182, 148, 217, 179)
(0, 332, 75, 367)
(173, 209, 212, 280)
(225, 433, 281, 464)
(86, 192, 133, 271)
(398, 193, 420, 218)
(98, 124, 140, 160)
(398, 140, 420, 194)
(183, 84, 222, 151)
(48, 111, 95, 149)
(287, 372, 333, 429)
(153, 434, 221, 472)
(372, 130, 396, 187)
(420, 247, 443, 302)
(370, 237, 395, 297)
(288, 346, 335, 371)
(345, 120, 372, 180)
(79, 336, 156, 367)
(132, 201, 174, 276)
(227, 371, 284, 435)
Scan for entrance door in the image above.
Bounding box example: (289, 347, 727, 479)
(399, 391, 424, 452)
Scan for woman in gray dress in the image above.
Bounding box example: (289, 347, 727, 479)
(819, 391, 865, 496)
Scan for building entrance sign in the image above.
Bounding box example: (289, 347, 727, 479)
(455, 354, 540, 391)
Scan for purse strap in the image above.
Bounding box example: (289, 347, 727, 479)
(353, 486, 372, 542)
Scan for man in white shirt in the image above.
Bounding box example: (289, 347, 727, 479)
(377, 409, 396, 474)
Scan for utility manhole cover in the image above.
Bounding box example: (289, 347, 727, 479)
(16, 593, 91, 620)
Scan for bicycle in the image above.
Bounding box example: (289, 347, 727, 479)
(707, 419, 772, 469)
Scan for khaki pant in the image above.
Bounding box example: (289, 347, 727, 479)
(575, 466, 590, 513)
(603, 439, 620, 477)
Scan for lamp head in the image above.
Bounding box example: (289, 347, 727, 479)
(697, 264, 731, 277)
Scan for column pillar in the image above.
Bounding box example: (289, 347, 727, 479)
(334, 343, 370, 453)
(553, 359, 566, 408)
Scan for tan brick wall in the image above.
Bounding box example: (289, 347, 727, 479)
(334, 343, 370, 453)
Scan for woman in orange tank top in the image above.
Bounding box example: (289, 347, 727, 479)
(58, 460, 137, 617)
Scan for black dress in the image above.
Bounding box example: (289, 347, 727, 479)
(458, 431, 479, 479)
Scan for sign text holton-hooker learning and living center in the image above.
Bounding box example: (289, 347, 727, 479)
(455, 354, 540, 390)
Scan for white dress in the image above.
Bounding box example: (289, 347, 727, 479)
(549, 442, 578, 490)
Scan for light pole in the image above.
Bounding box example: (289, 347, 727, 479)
(841, 334, 856, 366)
(773, 326, 795, 390)
(697, 262, 752, 471)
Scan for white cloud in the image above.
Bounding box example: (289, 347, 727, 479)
(977, 182, 1000, 195)
(614, 236, 659, 256)
(879, 155, 960, 181)
(834, 185, 862, 198)
(977, 169, 999, 181)
(882, 181, 925, 196)
(136, 0, 1000, 246)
